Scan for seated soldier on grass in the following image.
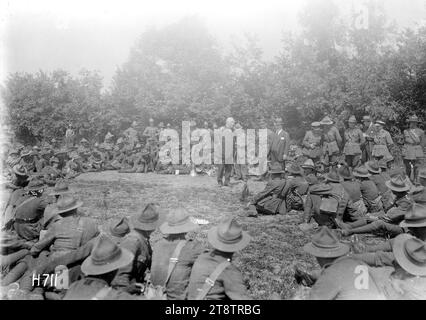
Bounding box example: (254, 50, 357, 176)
(338, 165, 367, 221)
(338, 175, 412, 238)
(350, 201, 426, 268)
(246, 163, 286, 217)
(353, 166, 384, 214)
(63, 235, 143, 300)
(110, 203, 160, 293)
(302, 227, 388, 300)
(187, 217, 252, 300)
(150, 208, 203, 300)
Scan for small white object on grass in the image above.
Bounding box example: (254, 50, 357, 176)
(190, 217, 209, 225)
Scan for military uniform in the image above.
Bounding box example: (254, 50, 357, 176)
(31, 214, 99, 257)
(282, 176, 309, 213)
(88, 150, 104, 171)
(143, 126, 159, 141)
(363, 121, 376, 162)
(360, 179, 383, 213)
(251, 179, 287, 215)
(187, 250, 251, 300)
(372, 129, 393, 160)
(123, 126, 139, 148)
(322, 126, 342, 166)
(308, 256, 391, 300)
(343, 128, 365, 168)
(341, 180, 367, 221)
(370, 173, 393, 211)
(151, 239, 203, 300)
(302, 131, 323, 162)
(40, 165, 63, 186)
(110, 230, 152, 292)
(403, 127, 425, 181)
(20, 156, 36, 175)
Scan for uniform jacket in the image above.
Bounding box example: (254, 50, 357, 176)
(187, 251, 251, 300)
(344, 128, 365, 155)
(328, 182, 350, 221)
(151, 238, 203, 300)
(309, 257, 390, 300)
(111, 231, 152, 290)
(32, 215, 99, 255)
(360, 180, 380, 202)
(302, 131, 323, 159)
(323, 126, 342, 155)
(403, 128, 425, 160)
(369, 174, 389, 195)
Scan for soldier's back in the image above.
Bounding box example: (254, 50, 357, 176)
(151, 238, 203, 300)
(187, 251, 250, 300)
(309, 257, 388, 300)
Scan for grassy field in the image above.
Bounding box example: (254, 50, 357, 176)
(70, 171, 382, 300)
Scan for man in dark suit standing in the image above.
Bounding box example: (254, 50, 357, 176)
(270, 117, 290, 170)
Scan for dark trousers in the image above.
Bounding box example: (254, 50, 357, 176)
(347, 219, 403, 238)
(217, 164, 233, 185)
(404, 159, 419, 182)
(234, 164, 248, 182)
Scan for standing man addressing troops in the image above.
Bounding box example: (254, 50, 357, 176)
(216, 117, 235, 187)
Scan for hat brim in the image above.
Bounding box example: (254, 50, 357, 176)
(399, 219, 426, 228)
(13, 169, 27, 177)
(385, 181, 410, 193)
(53, 200, 83, 215)
(303, 242, 349, 258)
(321, 121, 333, 125)
(160, 220, 198, 234)
(207, 227, 251, 252)
(353, 173, 371, 178)
(81, 247, 134, 276)
(325, 177, 341, 183)
(392, 234, 426, 276)
(365, 164, 381, 174)
(130, 214, 159, 231)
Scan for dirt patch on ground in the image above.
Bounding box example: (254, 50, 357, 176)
(70, 171, 383, 299)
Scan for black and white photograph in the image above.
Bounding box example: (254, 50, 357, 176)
(1, 0, 426, 307)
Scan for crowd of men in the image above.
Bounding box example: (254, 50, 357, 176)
(1, 177, 252, 299)
(246, 114, 426, 299)
(1, 113, 426, 300)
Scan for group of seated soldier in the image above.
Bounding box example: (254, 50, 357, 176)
(1, 177, 252, 300)
(245, 157, 426, 299)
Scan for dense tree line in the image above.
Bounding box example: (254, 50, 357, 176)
(2, 0, 426, 145)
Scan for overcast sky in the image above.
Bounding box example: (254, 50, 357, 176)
(1, 0, 425, 88)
